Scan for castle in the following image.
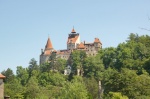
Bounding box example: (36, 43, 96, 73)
(40, 28, 102, 65)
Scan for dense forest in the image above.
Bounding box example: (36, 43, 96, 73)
(1, 33, 150, 99)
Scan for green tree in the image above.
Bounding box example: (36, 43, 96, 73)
(16, 66, 29, 85)
(1, 68, 15, 83)
(99, 47, 117, 68)
(59, 76, 88, 99)
(54, 58, 67, 73)
(71, 50, 87, 75)
(25, 76, 40, 99)
(83, 56, 105, 80)
(84, 77, 99, 99)
(105, 92, 128, 99)
(40, 62, 50, 73)
(143, 58, 150, 74)
(28, 58, 39, 77)
(4, 78, 25, 99)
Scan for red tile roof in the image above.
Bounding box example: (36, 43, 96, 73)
(44, 50, 51, 55)
(45, 37, 53, 49)
(78, 42, 85, 49)
(0, 74, 5, 79)
(67, 35, 79, 44)
(94, 38, 102, 44)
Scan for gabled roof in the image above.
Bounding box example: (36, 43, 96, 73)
(94, 38, 102, 44)
(78, 42, 85, 49)
(0, 74, 5, 79)
(45, 37, 53, 49)
(67, 35, 79, 44)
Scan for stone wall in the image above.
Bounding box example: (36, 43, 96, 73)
(0, 79, 4, 99)
(40, 55, 50, 64)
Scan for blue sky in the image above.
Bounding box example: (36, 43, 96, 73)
(0, 0, 150, 73)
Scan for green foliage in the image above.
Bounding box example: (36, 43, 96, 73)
(48, 72, 66, 86)
(106, 92, 128, 99)
(103, 68, 150, 98)
(40, 62, 50, 72)
(4, 78, 25, 99)
(143, 58, 150, 74)
(83, 56, 104, 80)
(100, 47, 117, 68)
(83, 77, 99, 99)
(25, 76, 40, 99)
(16, 66, 29, 85)
(58, 76, 89, 99)
(1, 68, 15, 83)
(28, 58, 39, 77)
(71, 50, 87, 71)
(54, 58, 67, 73)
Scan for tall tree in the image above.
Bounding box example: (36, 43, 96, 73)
(25, 76, 40, 99)
(1, 68, 15, 83)
(16, 66, 29, 85)
(58, 76, 88, 99)
(28, 58, 39, 77)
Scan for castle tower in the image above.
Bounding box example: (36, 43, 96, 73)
(0, 74, 5, 99)
(40, 37, 54, 64)
(45, 37, 53, 53)
(94, 38, 102, 51)
(67, 28, 80, 50)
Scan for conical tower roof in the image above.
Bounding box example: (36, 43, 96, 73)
(71, 27, 76, 33)
(0, 73, 5, 79)
(45, 37, 53, 49)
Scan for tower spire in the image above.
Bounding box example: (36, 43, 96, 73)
(45, 37, 53, 49)
(71, 26, 76, 33)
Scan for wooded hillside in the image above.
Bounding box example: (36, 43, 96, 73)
(1, 33, 150, 99)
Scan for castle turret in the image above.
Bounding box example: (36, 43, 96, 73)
(94, 38, 102, 51)
(40, 37, 54, 64)
(44, 37, 54, 55)
(67, 28, 80, 50)
(45, 37, 53, 50)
